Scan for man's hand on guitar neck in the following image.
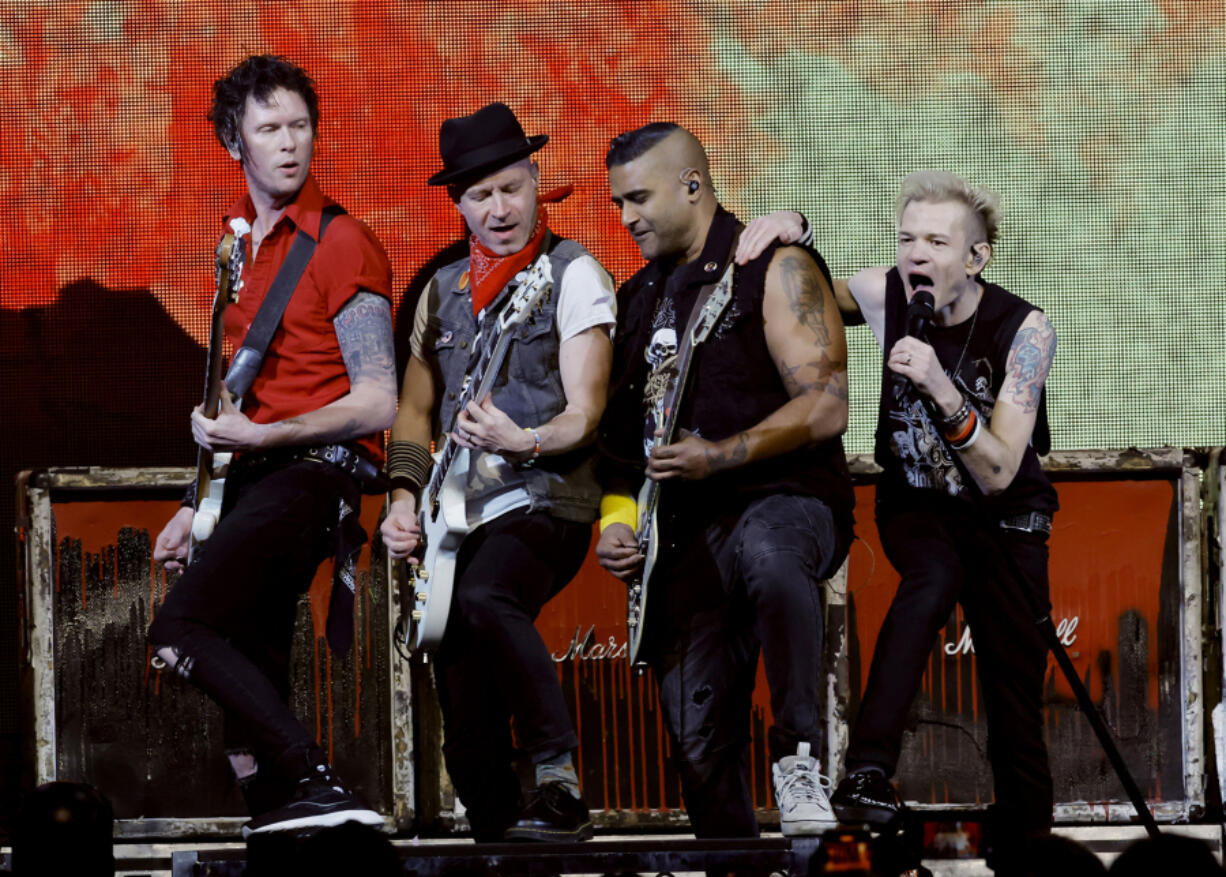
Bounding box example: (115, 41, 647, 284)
(381, 496, 423, 560)
(450, 396, 536, 463)
(595, 523, 642, 581)
(646, 428, 747, 481)
(154, 506, 195, 572)
(191, 385, 267, 452)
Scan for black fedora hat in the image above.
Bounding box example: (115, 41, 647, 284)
(427, 102, 548, 187)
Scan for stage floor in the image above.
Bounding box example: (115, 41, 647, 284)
(1, 825, 1221, 876)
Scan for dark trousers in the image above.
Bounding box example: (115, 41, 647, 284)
(148, 459, 354, 780)
(649, 493, 846, 839)
(432, 509, 591, 841)
(848, 494, 1054, 846)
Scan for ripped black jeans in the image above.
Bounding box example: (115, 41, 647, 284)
(147, 458, 355, 780)
(647, 492, 848, 838)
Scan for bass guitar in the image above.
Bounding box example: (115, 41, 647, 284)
(405, 254, 554, 651)
(626, 262, 735, 667)
(188, 219, 249, 563)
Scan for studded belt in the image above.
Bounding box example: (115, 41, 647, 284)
(239, 443, 386, 493)
(998, 511, 1052, 535)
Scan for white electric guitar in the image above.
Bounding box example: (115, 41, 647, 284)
(188, 218, 249, 564)
(405, 255, 554, 651)
(626, 262, 735, 666)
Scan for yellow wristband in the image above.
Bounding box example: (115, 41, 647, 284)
(599, 493, 638, 533)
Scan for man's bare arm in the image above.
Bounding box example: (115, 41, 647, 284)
(191, 291, 397, 452)
(647, 247, 848, 480)
(538, 326, 614, 453)
(931, 309, 1056, 494)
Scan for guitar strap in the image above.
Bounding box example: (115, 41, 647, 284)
(668, 227, 743, 404)
(224, 205, 346, 399)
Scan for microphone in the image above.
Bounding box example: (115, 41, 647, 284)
(905, 290, 935, 339)
(893, 291, 935, 397)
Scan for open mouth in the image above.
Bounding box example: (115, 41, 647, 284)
(908, 272, 934, 292)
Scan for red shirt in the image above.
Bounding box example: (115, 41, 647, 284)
(222, 176, 393, 463)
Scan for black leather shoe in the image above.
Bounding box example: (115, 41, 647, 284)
(830, 771, 905, 827)
(503, 781, 593, 842)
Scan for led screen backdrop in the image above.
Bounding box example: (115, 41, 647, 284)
(2, 0, 1222, 454)
(1, 0, 1224, 790)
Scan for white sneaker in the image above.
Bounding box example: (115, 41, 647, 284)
(772, 742, 837, 836)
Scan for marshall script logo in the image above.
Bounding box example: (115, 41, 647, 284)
(944, 616, 1080, 656)
(552, 625, 629, 662)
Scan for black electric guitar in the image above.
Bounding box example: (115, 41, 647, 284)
(626, 262, 735, 666)
(405, 254, 554, 651)
(187, 219, 248, 564)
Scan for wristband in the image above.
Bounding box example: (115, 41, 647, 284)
(386, 440, 434, 494)
(944, 406, 977, 445)
(940, 397, 972, 432)
(949, 410, 982, 450)
(600, 493, 638, 533)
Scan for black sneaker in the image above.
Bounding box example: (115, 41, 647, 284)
(242, 766, 383, 837)
(830, 770, 905, 827)
(503, 781, 593, 842)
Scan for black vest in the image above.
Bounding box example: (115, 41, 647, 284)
(601, 207, 854, 534)
(875, 267, 1057, 518)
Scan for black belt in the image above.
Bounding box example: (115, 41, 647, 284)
(998, 511, 1052, 535)
(240, 444, 386, 493)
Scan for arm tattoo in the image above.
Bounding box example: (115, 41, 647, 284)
(778, 352, 849, 401)
(1001, 315, 1056, 413)
(335, 292, 396, 386)
(778, 254, 831, 346)
(704, 432, 750, 473)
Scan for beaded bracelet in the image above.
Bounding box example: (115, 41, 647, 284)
(522, 427, 542, 467)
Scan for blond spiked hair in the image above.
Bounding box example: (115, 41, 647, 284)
(896, 170, 1002, 246)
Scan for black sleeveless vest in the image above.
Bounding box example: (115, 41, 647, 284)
(875, 267, 1057, 518)
(601, 207, 854, 534)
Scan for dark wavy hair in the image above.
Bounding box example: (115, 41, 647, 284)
(605, 122, 682, 168)
(209, 55, 318, 154)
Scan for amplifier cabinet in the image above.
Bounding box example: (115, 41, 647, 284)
(16, 467, 413, 838)
(412, 448, 1209, 829)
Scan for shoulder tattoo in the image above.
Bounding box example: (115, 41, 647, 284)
(778, 253, 831, 346)
(335, 291, 396, 383)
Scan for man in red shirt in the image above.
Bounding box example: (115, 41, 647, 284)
(150, 55, 396, 835)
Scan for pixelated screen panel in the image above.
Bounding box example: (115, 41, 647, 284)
(0, 0, 1223, 454)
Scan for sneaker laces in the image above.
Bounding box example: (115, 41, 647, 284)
(777, 762, 832, 806)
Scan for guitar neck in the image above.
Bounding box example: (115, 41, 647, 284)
(425, 320, 519, 505)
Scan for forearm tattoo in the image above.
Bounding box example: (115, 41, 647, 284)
(778, 253, 831, 346)
(335, 292, 396, 387)
(1001, 314, 1056, 413)
(704, 431, 750, 472)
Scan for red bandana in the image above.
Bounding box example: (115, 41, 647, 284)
(466, 185, 572, 316)
(468, 206, 548, 316)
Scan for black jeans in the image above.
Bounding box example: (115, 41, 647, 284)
(649, 493, 847, 839)
(848, 493, 1054, 848)
(431, 509, 591, 841)
(148, 459, 355, 779)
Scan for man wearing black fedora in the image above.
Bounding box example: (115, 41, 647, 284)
(381, 102, 615, 842)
